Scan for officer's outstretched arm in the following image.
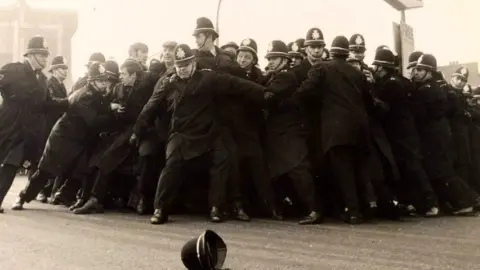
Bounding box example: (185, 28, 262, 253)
(133, 76, 169, 138)
(213, 72, 266, 103)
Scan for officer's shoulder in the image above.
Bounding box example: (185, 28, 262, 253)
(1, 61, 25, 72)
(199, 68, 213, 73)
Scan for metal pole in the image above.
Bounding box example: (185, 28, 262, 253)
(215, 0, 222, 46)
(400, 9, 406, 23)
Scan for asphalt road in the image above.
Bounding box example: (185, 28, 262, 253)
(1, 177, 480, 270)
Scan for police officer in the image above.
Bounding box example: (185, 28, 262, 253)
(72, 52, 106, 92)
(11, 63, 117, 211)
(132, 44, 266, 224)
(287, 40, 304, 68)
(295, 35, 373, 224)
(0, 36, 68, 213)
(371, 49, 439, 216)
(263, 40, 321, 224)
(447, 67, 475, 189)
(36, 56, 70, 203)
(411, 54, 476, 215)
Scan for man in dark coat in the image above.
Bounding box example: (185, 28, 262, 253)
(294, 36, 374, 224)
(447, 67, 474, 187)
(131, 41, 177, 215)
(411, 54, 476, 215)
(347, 54, 400, 220)
(11, 63, 117, 211)
(36, 56, 70, 203)
(371, 49, 439, 216)
(73, 58, 157, 214)
(0, 36, 68, 213)
(131, 44, 267, 224)
(263, 40, 321, 224)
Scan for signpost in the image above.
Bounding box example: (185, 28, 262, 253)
(384, 0, 424, 76)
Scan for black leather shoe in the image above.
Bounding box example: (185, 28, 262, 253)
(136, 197, 148, 215)
(233, 207, 250, 222)
(150, 209, 168, 225)
(272, 210, 284, 221)
(36, 193, 48, 203)
(73, 197, 104, 215)
(210, 207, 223, 223)
(299, 211, 324, 225)
(11, 197, 24, 211)
(68, 199, 85, 211)
(0, 207, 4, 214)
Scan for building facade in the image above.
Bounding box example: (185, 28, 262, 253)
(0, 0, 78, 87)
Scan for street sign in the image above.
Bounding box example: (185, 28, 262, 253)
(393, 21, 415, 76)
(383, 0, 423, 11)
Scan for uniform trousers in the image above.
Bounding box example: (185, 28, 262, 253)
(154, 138, 230, 210)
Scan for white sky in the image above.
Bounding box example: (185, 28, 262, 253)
(1, 0, 478, 79)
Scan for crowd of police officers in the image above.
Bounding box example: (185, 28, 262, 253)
(1, 17, 480, 226)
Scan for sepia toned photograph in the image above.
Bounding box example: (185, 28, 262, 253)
(0, 0, 479, 269)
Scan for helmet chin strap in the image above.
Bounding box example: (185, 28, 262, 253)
(32, 55, 46, 69)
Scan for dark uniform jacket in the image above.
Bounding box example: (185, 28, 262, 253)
(71, 75, 88, 93)
(38, 85, 113, 178)
(46, 76, 68, 133)
(411, 78, 454, 179)
(94, 71, 156, 174)
(263, 68, 310, 177)
(134, 69, 265, 161)
(446, 84, 472, 165)
(138, 66, 176, 157)
(295, 59, 371, 154)
(0, 61, 68, 167)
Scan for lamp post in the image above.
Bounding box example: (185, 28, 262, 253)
(215, 0, 223, 46)
(383, 0, 424, 75)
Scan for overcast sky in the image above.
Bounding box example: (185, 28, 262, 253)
(1, 0, 477, 79)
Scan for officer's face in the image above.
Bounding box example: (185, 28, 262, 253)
(175, 61, 196, 79)
(53, 67, 68, 80)
(412, 67, 427, 82)
(349, 51, 365, 61)
(306, 45, 324, 58)
(267, 57, 284, 71)
(406, 68, 413, 79)
(162, 47, 175, 64)
(236, 51, 254, 69)
(120, 67, 136, 86)
(291, 58, 302, 67)
(451, 75, 467, 90)
(30, 53, 48, 69)
(194, 33, 207, 49)
(93, 80, 107, 90)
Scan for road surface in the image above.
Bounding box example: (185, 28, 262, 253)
(1, 177, 480, 270)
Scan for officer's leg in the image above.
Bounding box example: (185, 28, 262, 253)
(150, 150, 186, 224)
(208, 138, 231, 222)
(0, 164, 19, 212)
(402, 158, 438, 214)
(245, 151, 278, 216)
(327, 146, 362, 223)
(73, 170, 111, 215)
(14, 169, 54, 209)
(287, 156, 323, 224)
